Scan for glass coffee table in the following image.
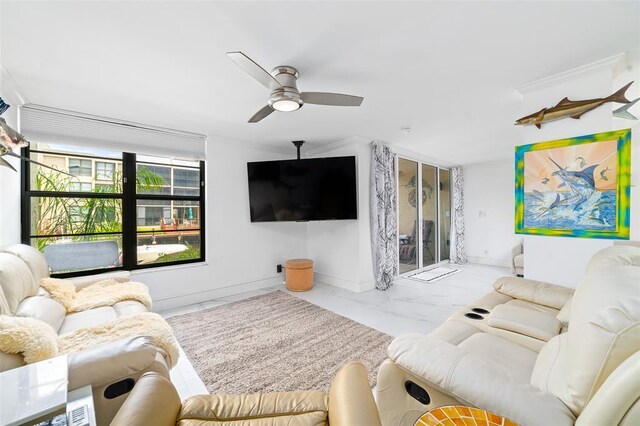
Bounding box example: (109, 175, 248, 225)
(416, 405, 518, 426)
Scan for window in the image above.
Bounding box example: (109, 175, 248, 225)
(69, 158, 92, 176)
(173, 169, 199, 196)
(69, 182, 92, 192)
(95, 161, 115, 180)
(23, 144, 205, 276)
(135, 155, 203, 266)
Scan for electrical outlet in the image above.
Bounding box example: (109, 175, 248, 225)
(276, 264, 283, 273)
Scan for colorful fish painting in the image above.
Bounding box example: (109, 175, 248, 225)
(515, 129, 631, 239)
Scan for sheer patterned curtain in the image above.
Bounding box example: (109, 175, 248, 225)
(450, 166, 467, 264)
(370, 142, 398, 290)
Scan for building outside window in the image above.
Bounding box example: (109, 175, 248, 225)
(95, 161, 115, 180)
(68, 158, 92, 176)
(69, 182, 92, 192)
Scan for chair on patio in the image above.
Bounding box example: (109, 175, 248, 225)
(399, 220, 434, 264)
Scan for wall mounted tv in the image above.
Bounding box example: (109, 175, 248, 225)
(247, 156, 357, 222)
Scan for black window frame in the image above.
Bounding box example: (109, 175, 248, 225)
(22, 148, 206, 278)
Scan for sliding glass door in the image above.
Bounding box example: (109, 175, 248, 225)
(422, 164, 437, 267)
(398, 158, 419, 273)
(397, 157, 450, 272)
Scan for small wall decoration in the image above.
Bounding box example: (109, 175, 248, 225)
(515, 129, 631, 239)
(405, 175, 434, 207)
(515, 81, 633, 128)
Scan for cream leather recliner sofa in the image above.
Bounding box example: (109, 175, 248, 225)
(0, 244, 170, 425)
(111, 361, 381, 426)
(377, 244, 640, 426)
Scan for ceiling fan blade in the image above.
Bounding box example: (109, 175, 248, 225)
(227, 51, 282, 91)
(4, 150, 73, 176)
(248, 105, 275, 123)
(301, 92, 364, 107)
(0, 156, 17, 172)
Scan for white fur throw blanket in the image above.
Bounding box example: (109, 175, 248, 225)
(0, 313, 178, 367)
(0, 316, 59, 363)
(41, 278, 152, 313)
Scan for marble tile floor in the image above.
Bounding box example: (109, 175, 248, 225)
(160, 262, 510, 400)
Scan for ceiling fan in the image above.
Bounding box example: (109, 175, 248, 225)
(226, 51, 364, 123)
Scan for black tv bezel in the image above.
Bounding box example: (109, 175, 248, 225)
(247, 155, 358, 223)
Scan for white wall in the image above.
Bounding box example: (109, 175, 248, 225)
(356, 142, 374, 289)
(134, 137, 308, 311)
(614, 64, 640, 242)
(0, 68, 23, 248)
(305, 137, 375, 292)
(463, 159, 519, 267)
(463, 56, 639, 287)
(519, 68, 617, 288)
(0, 112, 310, 310)
(0, 87, 376, 306)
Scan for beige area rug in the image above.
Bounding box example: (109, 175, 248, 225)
(166, 290, 393, 394)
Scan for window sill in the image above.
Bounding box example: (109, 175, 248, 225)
(131, 261, 208, 275)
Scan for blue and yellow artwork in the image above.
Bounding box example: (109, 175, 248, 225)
(515, 129, 631, 239)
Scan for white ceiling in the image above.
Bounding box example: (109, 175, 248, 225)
(1, 1, 638, 164)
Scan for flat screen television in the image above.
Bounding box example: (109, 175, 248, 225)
(247, 156, 357, 222)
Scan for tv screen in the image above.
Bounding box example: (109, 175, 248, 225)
(247, 156, 357, 222)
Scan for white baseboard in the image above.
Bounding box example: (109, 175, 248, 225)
(152, 275, 284, 312)
(467, 256, 511, 268)
(314, 271, 374, 293)
(153, 270, 374, 312)
(357, 279, 376, 292)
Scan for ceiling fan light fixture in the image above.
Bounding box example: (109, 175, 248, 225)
(227, 52, 363, 122)
(272, 99, 301, 112)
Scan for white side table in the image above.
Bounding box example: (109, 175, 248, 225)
(0, 356, 68, 426)
(0, 355, 96, 426)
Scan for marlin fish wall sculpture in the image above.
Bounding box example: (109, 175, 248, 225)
(613, 97, 639, 120)
(0, 99, 71, 175)
(515, 81, 634, 128)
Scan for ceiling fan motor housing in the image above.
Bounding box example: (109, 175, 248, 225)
(268, 66, 303, 109)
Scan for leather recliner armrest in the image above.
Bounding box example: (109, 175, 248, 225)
(67, 336, 167, 390)
(388, 333, 576, 426)
(328, 361, 381, 426)
(493, 276, 574, 310)
(66, 270, 132, 289)
(110, 372, 181, 426)
(487, 304, 562, 342)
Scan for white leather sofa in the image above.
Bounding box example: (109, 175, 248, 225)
(511, 240, 524, 276)
(0, 244, 170, 425)
(377, 244, 640, 426)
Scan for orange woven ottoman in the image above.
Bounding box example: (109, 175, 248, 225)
(285, 259, 314, 291)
